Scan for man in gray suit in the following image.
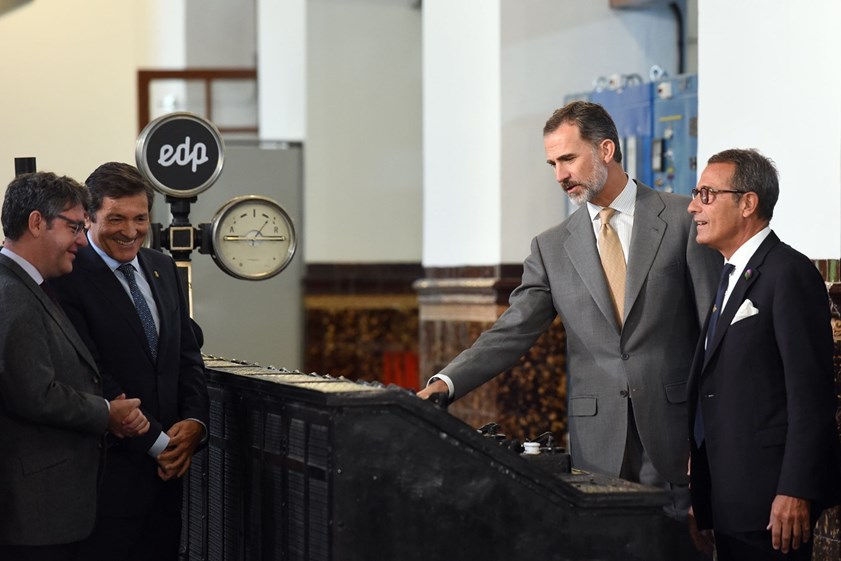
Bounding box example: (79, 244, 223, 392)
(419, 101, 720, 523)
(0, 172, 149, 561)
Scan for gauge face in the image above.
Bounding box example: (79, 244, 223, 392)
(210, 196, 297, 280)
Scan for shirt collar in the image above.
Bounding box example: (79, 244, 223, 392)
(725, 226, 772, 280)
(587, 175, 637, 222)
(0, 246, 44, 285)
(88, 233, 141, 273)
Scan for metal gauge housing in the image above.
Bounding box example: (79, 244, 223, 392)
(209, 195, 297, 280)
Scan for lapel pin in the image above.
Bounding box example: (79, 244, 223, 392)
(744, 269, 753, 281)
(154, 270, 160, 278)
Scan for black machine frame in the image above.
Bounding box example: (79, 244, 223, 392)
(181, 361, 692, 561)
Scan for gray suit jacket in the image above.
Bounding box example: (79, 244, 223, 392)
(0, 254, 109, 546)
(439, 183, 720, 484)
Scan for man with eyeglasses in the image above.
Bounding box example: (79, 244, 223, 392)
(686, 148, 841, 560)
(0, 171, 149, 561)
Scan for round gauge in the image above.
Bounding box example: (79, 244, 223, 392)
(209, 196, 297, 280)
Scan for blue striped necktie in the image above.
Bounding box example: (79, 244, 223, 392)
(118, 263, 158, 360)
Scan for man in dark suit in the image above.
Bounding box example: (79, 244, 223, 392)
(0, 171, 147, 561)
(687, 148, 841, 560)
(419, 101, 721, 530)
(49, 162, 209, 561)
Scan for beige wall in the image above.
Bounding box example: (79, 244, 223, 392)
(0, 0, 185, 212)
(0, 0, 133, 190)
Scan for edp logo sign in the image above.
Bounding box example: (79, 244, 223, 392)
(158, 136, 208, 173)
(136, 112, 224, 198)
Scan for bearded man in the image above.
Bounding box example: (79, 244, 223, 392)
(419, 102, 721, 537)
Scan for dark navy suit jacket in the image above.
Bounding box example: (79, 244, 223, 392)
(688, 232, 841, 532)
(49, 244, 208, 515)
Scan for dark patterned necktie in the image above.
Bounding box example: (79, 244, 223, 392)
(706, 263, 736, 344)
(118, 263, 158, 360)
(694, 262, 736, 446)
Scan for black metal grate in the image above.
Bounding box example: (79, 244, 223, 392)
(183, 377, 334, 561)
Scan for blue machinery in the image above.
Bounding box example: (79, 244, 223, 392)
(566, 74, 698, 197)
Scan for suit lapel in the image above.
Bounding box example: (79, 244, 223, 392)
(47, 297, 99, 372)
(624, 185, 667, 324)
(0, 254, 99, 372)
(564, 206, 619, 331)
(563, 185, 669, 333)
(702, 232, 778, 369)
(77, 245, 154, 360)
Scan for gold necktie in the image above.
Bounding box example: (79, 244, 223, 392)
(598, 207, 626, 326)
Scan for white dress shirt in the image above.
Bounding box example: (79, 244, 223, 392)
(720, 226, 772, 311)
(587, 175, 635, 263)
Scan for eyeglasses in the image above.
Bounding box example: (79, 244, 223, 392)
(690, 186, 746, 205)
(53, 214, 88, 236)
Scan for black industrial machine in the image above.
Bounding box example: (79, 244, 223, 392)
(181, 359, 696, 561)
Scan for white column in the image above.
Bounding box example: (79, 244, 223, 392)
(423, 0, 502, 267)
(257, 0, 306, 141)
(698, 0, 841, 258)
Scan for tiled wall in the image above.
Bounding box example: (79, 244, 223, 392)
(303, 264, 422, 388)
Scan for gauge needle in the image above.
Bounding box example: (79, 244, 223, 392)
(223, 235, 287, 241)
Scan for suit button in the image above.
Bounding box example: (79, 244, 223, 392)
(621, 353, 629, 360)
(620, 390, 629, 398)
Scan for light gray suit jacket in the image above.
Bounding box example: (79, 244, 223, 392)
(439, 183, 720, 484)
(0, 254, 109, 546)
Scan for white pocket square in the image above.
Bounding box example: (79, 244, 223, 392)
(731, 298, 759, 324)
